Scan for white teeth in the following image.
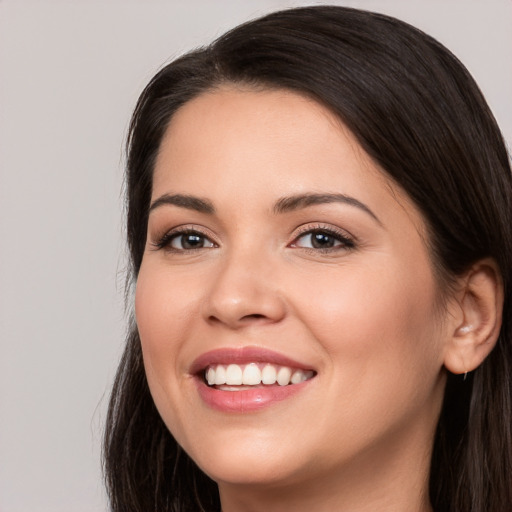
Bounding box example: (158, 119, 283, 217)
(290, 369, 306, 384)
(214, 365, 226, 385)
(226, 364, 243, 385)
(261, 364, 277, 385)
(205, 363, 314, 387)
(206, 367, 216, 386)
(242, 363, 262, 385)
(277, 366, 292, 386)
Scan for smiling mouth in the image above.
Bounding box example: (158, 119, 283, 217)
(204, 362, 315, 389)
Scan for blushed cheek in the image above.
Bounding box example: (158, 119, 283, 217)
(135, 271, 182, 423)
(136, 261, 182, 335)
(299, 263, 440, 370)
(135, 272, 161, 347)
(135, 272, 201, 450)
(135, 265, 200, 379)
(134, 267, 177, 368)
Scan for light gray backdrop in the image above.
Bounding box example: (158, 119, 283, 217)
(1, 1, 510, 511)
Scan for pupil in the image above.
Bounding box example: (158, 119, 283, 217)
(183, 234, 203, 249)
(312, 232, 334, 248)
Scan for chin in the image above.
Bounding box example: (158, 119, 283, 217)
(183, 429, 308, 486)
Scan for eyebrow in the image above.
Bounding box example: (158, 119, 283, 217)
(149, 194, 215, 214)
(273, 193, 381, 224)
(149, 191, 381, 225)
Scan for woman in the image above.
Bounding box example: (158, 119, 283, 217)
(104, 6, 512, 511)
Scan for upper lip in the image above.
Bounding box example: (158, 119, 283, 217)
(189, 346, 315, 375)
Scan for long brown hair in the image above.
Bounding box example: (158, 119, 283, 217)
(104, 6, 512, 511)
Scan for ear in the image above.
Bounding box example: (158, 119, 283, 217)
(443, 259, 504, 376)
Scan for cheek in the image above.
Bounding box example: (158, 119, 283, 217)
(134, 263, 196, 404)
(134, 262, 207, 446)
(291, 257, 443, 378)
(135, 263, 197, 352)
(287, 259, 445, 453)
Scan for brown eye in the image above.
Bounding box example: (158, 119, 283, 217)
(170, 232, 215, 250)
(309, 232, 338, 249)
(292, 229, 353, 250)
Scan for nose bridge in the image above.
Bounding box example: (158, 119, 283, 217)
(202, 240, 286, 327)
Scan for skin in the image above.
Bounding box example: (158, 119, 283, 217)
(135, 87, 458, 512)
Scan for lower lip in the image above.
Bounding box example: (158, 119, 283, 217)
(195, 379, 312, 412)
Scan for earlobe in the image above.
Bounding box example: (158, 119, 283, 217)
(443, 259, 503, 376)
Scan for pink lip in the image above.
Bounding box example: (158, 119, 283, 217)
(195, 380, 311, 412)
(190, 347, 316, 413)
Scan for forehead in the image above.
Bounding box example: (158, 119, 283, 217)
(152, 86, 424, 233)
(156, 88, 371, 184)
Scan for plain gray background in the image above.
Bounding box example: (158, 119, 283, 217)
(1, 1, 510, 511)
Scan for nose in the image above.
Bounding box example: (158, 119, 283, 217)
(201, 249, 287, 329)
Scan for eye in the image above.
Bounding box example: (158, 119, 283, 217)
(171, 232, 215, 250)
(153, 229, 216, 252)
(291, 227, 355, 251)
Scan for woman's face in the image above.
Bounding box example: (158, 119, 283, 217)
(136, 88, 450, 492)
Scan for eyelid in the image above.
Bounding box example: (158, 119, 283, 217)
(149, 222, 356, 253)
(288, 223, 357, 251)
(150, 224, 219, 251)
(290, 223, 356, 242)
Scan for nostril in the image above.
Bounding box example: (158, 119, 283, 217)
(207, 312, 269, 326)
(241, 314, 266, 321)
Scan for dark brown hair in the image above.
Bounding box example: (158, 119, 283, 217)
(104, 6, 512, 511)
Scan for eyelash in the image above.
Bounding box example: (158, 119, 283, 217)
(151, 224, 356, 254)
(151, 227, 216, 252)
(290, 224, 356, 253)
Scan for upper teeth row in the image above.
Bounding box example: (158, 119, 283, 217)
(205, 363, 314, 387)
